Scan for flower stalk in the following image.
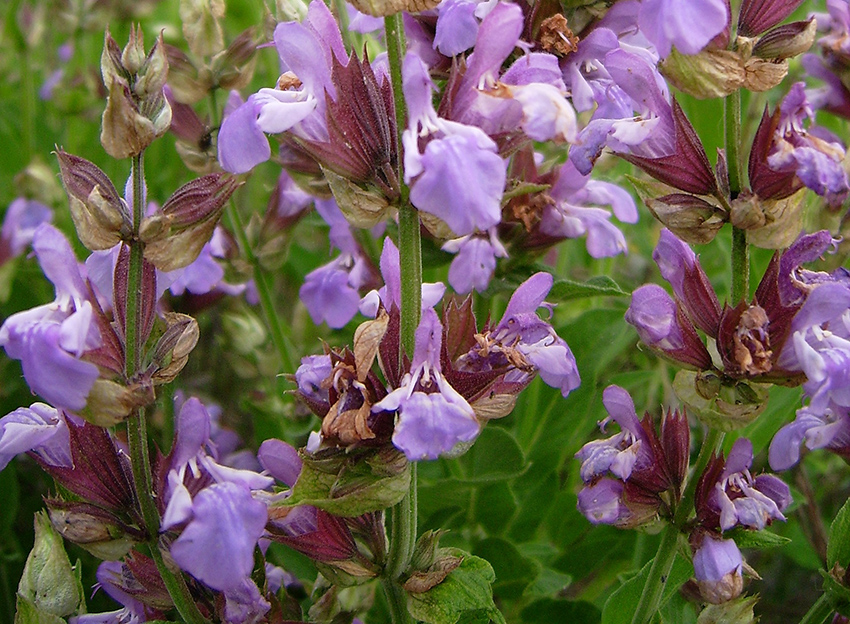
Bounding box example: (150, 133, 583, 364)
(124, 153, 207, 624)
(382, 13, 418, 624)
(725, 90, 749, 303)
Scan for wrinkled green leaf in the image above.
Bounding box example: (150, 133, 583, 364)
(284, 451, 411, 516)
(727, 528, 791, 550)
(407, 549, 506, 624)
(548, 276, 627, 301)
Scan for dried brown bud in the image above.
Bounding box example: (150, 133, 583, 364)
(150, 312, 199, 383)
(753, 19, 816, 60)
(538, 14, 579, 56)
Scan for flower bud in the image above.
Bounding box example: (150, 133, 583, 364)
(79, 378, 155, 426)
(323, 167, 395, 229)
(150, 312, 199, 383)
(214, 29, 257, 92)
(752, 20, 816, 61)
(56, 151, 132, 251)
(100, 28, 172, 159)
(141, 173, 239, 271)
(692, 536, 743, 604)
(17, 512, 83, 617)
(646, 193, 726, 245)
(47, 501, 136, 560)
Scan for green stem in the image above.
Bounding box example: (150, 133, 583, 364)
(225, 200, 296, 373)
(332, 0, 353, 52)
(22, 49, 35, 163)
(799, 593, 834, 624)
(724, 90, 749, 303)
(631, 428, 724, 624)
(381, 577, 414, 624)
(630, 524, 680, 624)
(382, 15, 418, 624)
(124, 153, 208, 624)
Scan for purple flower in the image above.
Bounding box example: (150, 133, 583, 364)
(769, 402, 850, 470)
(218, 0, 345, 173)
(576, 386, 650, 482)
(401, 52, 505, 236)
(442, 230, 507, 294)
(768, 82, 850, 205)
(170, 481, 268, 591)
(0, 403, 72, 471)
(359, 237, 445, 316)
(0, 198, 52, 264)
(373, 309, 479, 460)
(577, 478, 626, 525)
(0, 224, 102, 411)
(710, 438, 790, 531)
(692, 536, 743, 604)
(638, 0, 728, 58)
(160, 399, 273, 591)
(539, 159, 638, 258)
(460, 272, 580, 396)
(166, 227, 246, 297)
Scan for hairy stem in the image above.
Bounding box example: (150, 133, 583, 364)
(382, 14, 417, 624)
(124, 154, 207, 624)
(725, 91, 749, 303)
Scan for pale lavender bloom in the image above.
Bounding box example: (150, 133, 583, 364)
(692, 536, 743, 604)
(569, 49, 674, 174)
(346, 3, 383, 33)
(433, 0, 481, 56)
(711, 438, 790, 531)
(442, 230, 507, 294)
(768, 82, 850, 204)
(489, 272, 580, 396)
(0, 224, 101, 411)
(218, 0, 344, 172)
(272, 170, 314, 218)
(769, 402, 850, 470)
(295, 354, 332, 405)
(222, 578, 271, 624)
(577, 478, 626, 525)
(373, 308, 479, 460)
(402, 52, 505, 236)
(575, 386, 649, 482)
(539, 160, 638, 257)
(168, 227, 246, 297)
(170, 481, 268, 591)
(0, 403, 71, 471)
(161, 399, 272, 591)
(300, 254, 370, 328)
(359, 237, 445, 316)
(776, 282, 850, 410)
(625, 282, 718, 375)
(638, 0, 728, 58)
(0, 198, 52, 263)
(447, 3, 577, 142)
(69, 561, 148, 624)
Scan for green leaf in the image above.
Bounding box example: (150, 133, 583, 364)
(601, 553, 692, 624)
(14, 596, 66, 624)
(727, 528, 791, 550)
(520, 598, 600, 623)
(407, 549, 506, 624)
(828, 498, 850, 569)
(822, 570, 850, 617)
(548, 276, 627, 301)
(284, 450, 411, 516)
(459, 427, 526, 484)
(472, 538, 540, 600)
